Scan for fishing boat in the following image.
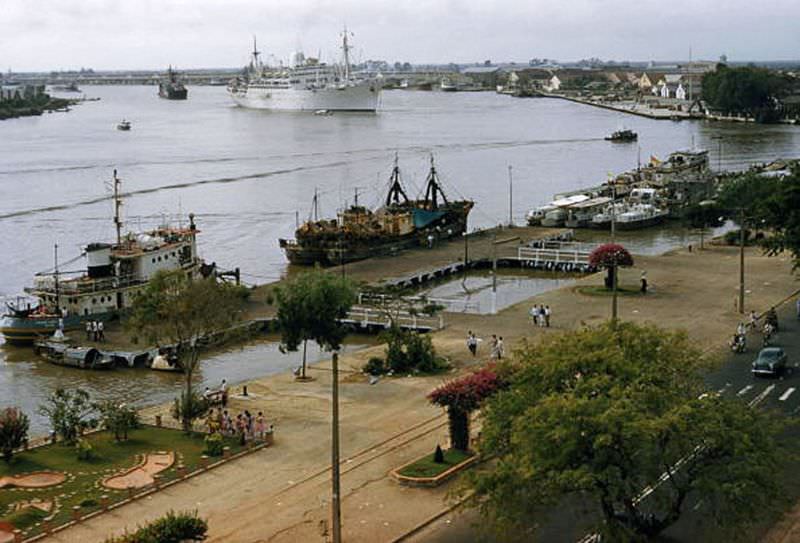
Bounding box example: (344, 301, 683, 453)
(615, 204, 669, 230)
(563, 197, 613, 228)
(605, 129, 637, 142)
(0, 171, 204, 344)
(117, 119, 131, 131)
(228, 31, 380, 112)
(528, 194, 591, 227)
(158, 66, 188, 100)
(279, 155, 473, 266)
(33, 339, 115, 370)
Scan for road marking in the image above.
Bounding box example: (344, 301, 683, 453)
(748, 384, 776, 407)
(780, 388, 796, 401)
(737, 385, 754, 396)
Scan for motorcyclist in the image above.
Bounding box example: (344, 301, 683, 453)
(762, 322, 774, 346)
(766, 308, 778, 331)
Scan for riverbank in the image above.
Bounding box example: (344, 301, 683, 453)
(0, 96, 77, 120)
(38, 238, 800, 543)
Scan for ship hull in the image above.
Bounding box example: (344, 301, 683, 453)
(229, 82, 380, 112)
(281, 208, 470, 266)
(159, 86, 188, 100)
(0, 314, 84, 345)
(615, 214, 668, 230)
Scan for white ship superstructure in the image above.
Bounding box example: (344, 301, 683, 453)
(228, 31, 381, 112)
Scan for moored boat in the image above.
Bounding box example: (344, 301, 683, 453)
(33, 339, 115, 370)
(0, 171, 204, 344)
(158, 66, 188, 100)
(279, 155, 473, 266)
(615, 204, 669, 230)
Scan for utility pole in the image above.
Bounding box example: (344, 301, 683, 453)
(611, 181, 618, 327)
(507, 165, 513, 227)
(331, 352, 342, 543)
(739, 208, 745, 314)
(113, 170, 122, 245)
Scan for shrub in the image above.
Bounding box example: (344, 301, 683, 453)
(363, 357, 386, 375)
(104, 510, 208, 543)
(95, 401, 140, 441)
(203, 433, 224, 457)
(37, 388, 97, 445)
(0, 407, 29, 462)
(75, 438, 94, 461)
(724, 228, 752, 245)
(381, 326, 448, 375)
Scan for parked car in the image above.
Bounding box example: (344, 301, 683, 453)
(752, 347, 788, 376)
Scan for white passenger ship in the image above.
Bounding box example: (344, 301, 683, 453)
(0, 171, 204, 344)
(227, 31, 381, 112)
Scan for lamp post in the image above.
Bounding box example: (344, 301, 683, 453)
(331, 351, 342, 543)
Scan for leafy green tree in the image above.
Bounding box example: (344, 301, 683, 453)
(127, 270, 244, 431)
(0, 407, 30, 462)
(468, 322, 789, 541)
(95, 400, 140, 441)
(702, 64, 792, 122)
(274, 269, 356, 380)
(38, 388, 97, 445)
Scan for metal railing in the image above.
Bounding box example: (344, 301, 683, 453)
(343, 306, 445, 331)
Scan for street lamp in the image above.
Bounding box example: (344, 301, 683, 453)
(720, 209, 746, 314)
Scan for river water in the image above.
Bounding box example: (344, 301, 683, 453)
(2, 86, 799, 431)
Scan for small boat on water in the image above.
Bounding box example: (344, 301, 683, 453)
(605, 129, 637, 142)
(440, 78, 457, 92)
(615, 203, 669, 230)
(33, 338, 115, 370)
(158, 66, 188, 100)
(117, 119, 131, 131)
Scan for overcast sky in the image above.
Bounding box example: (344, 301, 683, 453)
(2, 0, 799, 71)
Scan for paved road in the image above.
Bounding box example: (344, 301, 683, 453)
(412, 300, 800, 543)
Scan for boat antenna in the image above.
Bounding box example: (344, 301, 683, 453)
(423, 154, 448, 210)
(54, 243, 60, 315)
(113, 169, 123, 245)
(385, 152, 409, 207)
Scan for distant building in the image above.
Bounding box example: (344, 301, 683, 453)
(463, 66, 502, 88)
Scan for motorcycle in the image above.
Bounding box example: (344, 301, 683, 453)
(765, 308, 779, 331)
(730, 334, 746, 353)
(762, 323, 774, 347)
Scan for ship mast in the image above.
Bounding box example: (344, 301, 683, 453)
(423, 154, 448, 210)
(54, 243, 60, 315)
(251, 36, 262, 75)
(341, 27, 352, 81)
(385, 153, 409, 207)
(113, 169, 122, 245)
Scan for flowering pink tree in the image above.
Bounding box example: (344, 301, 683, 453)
(428, 367, 503, 451)
(589, 243, 634, 290)
(0, 407, 29, 462)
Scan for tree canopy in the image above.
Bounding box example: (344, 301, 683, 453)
(588, 243, 634, 269)
(717, 165, 800, 269)
(467, 322, 789, 541)
(274, 269, 357, 379)
(702, 64, 792, 122)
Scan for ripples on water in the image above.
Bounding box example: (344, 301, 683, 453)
(1, 86, 798, 430)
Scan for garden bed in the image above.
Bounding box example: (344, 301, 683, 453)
(0, 426, 252, 541)
(576, 285, 645, 297)
(392, 449, 477, 488)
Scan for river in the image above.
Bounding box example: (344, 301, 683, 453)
(1, 86, 799, 431)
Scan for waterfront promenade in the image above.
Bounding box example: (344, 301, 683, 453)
(40, 236, 800, 543)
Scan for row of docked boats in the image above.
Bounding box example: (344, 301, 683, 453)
(33, 335, 181, 371)
(527, 148, 710, 231)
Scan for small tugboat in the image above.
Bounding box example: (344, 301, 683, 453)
(158, 66, 188, 100)
(0, 170, 204, 344)
(279, 155, 474, 266)
(605, 129, 637, 142)
(117, 119, 131, 131)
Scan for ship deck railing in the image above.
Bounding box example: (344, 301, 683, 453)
(27, 274, 144, 295)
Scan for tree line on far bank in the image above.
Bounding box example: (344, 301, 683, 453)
(702, 63, 797, 123)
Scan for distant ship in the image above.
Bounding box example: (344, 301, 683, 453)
(52, 81, 81, 93)
(158, 66, 188, 100)
(605, 129, 637, 142)
(0, 171, 203, 344)
(279, 156, 473, 266)
(227, 30, 381, 112)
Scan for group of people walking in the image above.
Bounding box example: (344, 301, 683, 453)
(205, 407, 271, 444)
(529, 305, 551, 327)
(85, 320, 105, 342)
(465, 331, 505, 360)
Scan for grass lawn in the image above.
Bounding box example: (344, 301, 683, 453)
(398, 448, 474, 478)
(576, 285, 645, 297)
(0, 426, 244, 538)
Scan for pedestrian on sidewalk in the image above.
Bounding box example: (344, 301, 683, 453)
(466, 331, 478, 357)
(497, 337, 505, 359)
(544, 305, 551, 327)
